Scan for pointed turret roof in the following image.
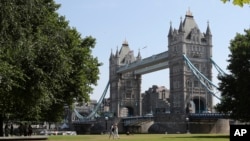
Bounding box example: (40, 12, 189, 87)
(109, 49, 114, 60)
(168, 21, 173, 37)
(178, 17, 184, 33)
(206, 21, 212, 36)
(118, 40, 131, 63)
(182, 9, 199, 37)
(115, 46, 119, 57)
(137, 48, 142, 60)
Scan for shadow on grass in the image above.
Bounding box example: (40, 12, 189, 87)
(163, 135, 229, 139)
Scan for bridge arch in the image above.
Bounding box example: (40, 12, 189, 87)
(120, 106, 134, 117)
(192, 98, 206, 113)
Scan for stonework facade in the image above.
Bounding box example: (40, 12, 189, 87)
(142, 85, 170, 116)
(109, 41, 142, 117)
(168, 10, 213, 114)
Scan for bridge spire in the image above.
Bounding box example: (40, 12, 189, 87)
(206, 20, 212, 36)
(178, 16, 184, 32)
(137, 48, 142, 60)
(109, 48, 114, 60)
(115, 46, 119, 57)
(122, 39, 129, 46)
(186, 7, 193, 17)
(168, 21, 173, 37)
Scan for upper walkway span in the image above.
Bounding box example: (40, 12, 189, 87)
(117, 51, 169, 74)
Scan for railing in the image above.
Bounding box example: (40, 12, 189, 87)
(189, 113, 230, 119)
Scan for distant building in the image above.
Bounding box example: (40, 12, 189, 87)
(142, 85, 170, 116)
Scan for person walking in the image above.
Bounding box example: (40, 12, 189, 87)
(113, 124, 119, 139)
(10, 124, 13, 136)
(4, 124, 9, 137)
(109, 124, 114, 139)
(18, 123, 23, 136)
(28, 124, 33, 136)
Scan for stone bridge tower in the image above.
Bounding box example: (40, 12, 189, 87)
(109, 40, 142, 117)
(168, 10, 213, 114)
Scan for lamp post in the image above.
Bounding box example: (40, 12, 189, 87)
(186, 117, 190, 133)
(105, 116, 108, 133)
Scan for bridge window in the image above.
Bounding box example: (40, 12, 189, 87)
(162, 90, 166, 99)
(126, 80, 132, 87)
(173, 46, 178, 53)
(194, 80, 199, 87)
(126, 92, 132, 99)
(192, 45, 198, 51)
(200, 47, 203, 52)
(174, 81, 180, 89)
(186, 80, 191, 88)
(202, 66, 206, 73)
(173, 94, 181, 107)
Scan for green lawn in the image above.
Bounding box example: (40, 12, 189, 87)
(48, 134, 229, 141)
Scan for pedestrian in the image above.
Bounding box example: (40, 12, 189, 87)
(10, 124, 14, 136)
(113, 124, 119, 139)
(4, 124, 9, 137)
(18, 123, 23, 136)
(28, 124, 33, 136)
(109, 124, 114, 139)
(23, 123, 28, 136)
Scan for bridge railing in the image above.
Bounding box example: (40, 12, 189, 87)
(189, 113, 230, 119)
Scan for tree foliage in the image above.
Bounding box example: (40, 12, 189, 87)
(0, 0, 100, 123)
(221, 0, 250, 7)
(215, 29, 250, 122)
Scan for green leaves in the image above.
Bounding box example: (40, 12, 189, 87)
(0, 0, 100, 122)
(221, 0, 250, 7)
(216, 29, 250, 122)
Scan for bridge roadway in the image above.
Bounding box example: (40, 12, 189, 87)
(117, 51, 169, 74)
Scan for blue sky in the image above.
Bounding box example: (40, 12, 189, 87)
(55, 0, 250, 105)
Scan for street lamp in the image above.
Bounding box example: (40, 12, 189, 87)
(186, 117, 190, 133)
(105, 116, 108, 133)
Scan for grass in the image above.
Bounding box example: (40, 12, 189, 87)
(48, 134, 229, 141)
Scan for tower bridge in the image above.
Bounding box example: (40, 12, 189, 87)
(72, 10, 229, 134)
(109, 10, 213, 117)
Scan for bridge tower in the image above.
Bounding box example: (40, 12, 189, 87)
(168, 10, 213, 114)
(109, 40, 142, 117)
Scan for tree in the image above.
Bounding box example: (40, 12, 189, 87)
(221, 0, 250, 7)
(215, 29, 250, 122)
(0, 0, 100, 136)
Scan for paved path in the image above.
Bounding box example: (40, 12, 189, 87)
(0, 136, 48, 140)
